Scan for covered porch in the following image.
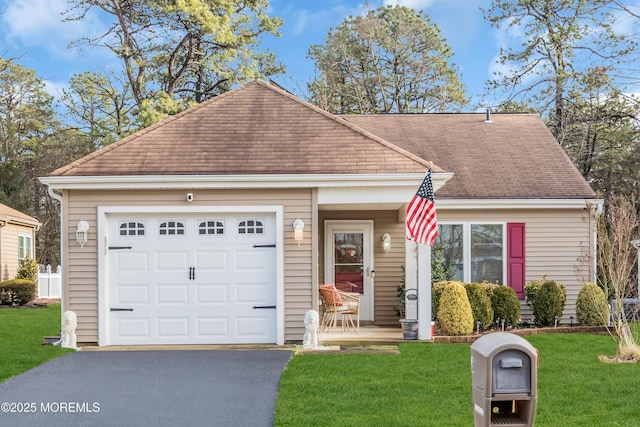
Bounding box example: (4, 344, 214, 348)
(313, 171, 451, 341)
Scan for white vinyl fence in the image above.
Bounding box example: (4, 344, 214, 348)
(38, 264, 62, 299)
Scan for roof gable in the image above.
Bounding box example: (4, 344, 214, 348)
(0, 203, 41, 228)
(345, 114, 595, 199)
(51, 80, 430, 177)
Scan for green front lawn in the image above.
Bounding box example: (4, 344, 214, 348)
(0, 303, 73, 383)
(3, 305, 639, 426)
(276, 334, 640, 427)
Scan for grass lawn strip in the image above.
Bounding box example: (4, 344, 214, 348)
(275, 333, 640, 427)
(0, 304, 73, 383)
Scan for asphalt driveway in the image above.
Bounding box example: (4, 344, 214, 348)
(0, 349, 293, 427)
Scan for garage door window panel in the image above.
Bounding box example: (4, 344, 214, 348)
(198, 219, 225, 236)
(119, 221, 146, 237)
(158, 220, 186, 237)
(237, 219, 265, 235)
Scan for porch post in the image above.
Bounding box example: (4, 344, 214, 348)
(405, 239, 418, 319)
(417, 244, 433, 340)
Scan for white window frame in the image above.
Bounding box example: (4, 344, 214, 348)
(236, 218, 266, 236)
(157, 219, 187, 238)
(197, 219, 226, 237)
(118, 220, 147, 238)
(18, 233, 33, 260)
(437, 222, 507, 285)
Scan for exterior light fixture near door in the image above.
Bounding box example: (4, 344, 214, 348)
(381, 233, 391, 253)
(76, 220, 89, 248)
(293, 219, 304, 245)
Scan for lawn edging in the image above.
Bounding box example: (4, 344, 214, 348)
(433, 325, 609, 343)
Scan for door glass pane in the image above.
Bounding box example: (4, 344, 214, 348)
(471, 224, 503, 284)
(435, 224, 463, 281)
(334, 233, 363, 294)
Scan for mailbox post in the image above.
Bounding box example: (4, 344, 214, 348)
(471, 332, 538, 427)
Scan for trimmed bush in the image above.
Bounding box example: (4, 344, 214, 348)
(16, 256, 38, 281)
(437, 282, 474, 336)
(432, 281, 460, 321)
(465, 283, 494, 330)
(526, 279, 566, 326)
(489, 285, 521, 327)
(576, 283, 608, 326)
(0, 279, 37, 305)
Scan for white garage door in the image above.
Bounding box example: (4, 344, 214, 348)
(107, 213, 277, 345)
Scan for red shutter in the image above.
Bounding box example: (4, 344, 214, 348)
(507, 223, 526, 299)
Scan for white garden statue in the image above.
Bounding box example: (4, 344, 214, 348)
(54, 311, 80, 350)
(302, 309, 320, 349)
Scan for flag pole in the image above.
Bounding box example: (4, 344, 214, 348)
(405, 164, 438, 340)
(417, 243, 433, 340)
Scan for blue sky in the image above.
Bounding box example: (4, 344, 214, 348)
(1, 0, 497, 110)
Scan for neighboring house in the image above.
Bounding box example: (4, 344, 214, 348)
(0, 203, 41, 281)
(40, 80, 601, 346)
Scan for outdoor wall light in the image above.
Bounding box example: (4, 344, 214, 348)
(76, 220, 89, 248)
(381, 233, 391, 253)
(293, 219, 304, 245)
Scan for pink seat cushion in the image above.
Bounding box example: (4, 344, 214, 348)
(319, 284, 343, 306)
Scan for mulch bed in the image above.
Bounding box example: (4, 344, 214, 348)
(0, 298, 61, 309)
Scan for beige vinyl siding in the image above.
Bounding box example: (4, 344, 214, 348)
(1, 223, 35, 281)
(317, 206, 594, 327)
(438, 207, 596, 321)
(63, 188, 314, 344)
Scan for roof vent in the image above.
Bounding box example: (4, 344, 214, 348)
(484, 108, 493, 123)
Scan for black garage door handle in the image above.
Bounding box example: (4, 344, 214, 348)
(252, 305, 276, 309)
(110, 308, 134, 312)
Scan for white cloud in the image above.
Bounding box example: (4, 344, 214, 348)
(43, 79, 68, 101)
(382, 0, 435, 8)
(2, 0, 106, 59)
(290, 5, 361, 37)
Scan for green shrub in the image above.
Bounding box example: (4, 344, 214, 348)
(524, 280, 542, 310)
(576, 283, 608, 326)
(526, 279, 566, 326)
(432, 281, 460, 321)
(0, 279, 37, 305)
(465, 283, 494, 330)
(431, 243, 456, 283)
(437, 282, 474, 336)
(15, 256, 39, 281)
(490, 285, 521, 327)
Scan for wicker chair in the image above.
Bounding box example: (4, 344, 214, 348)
(318, 284, 360, 334)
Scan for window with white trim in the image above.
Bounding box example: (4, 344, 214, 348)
(18, 234, 32, 260)
(119, 221, 146, 237)
(435, 223, 505, 285)
(237, 219, 264, 235)
(158, 220, 186, 236)
(198, 220, 225, 236)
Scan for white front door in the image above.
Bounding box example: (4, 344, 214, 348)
(325, 221, 374, 321)
(106, 213, 277, 345)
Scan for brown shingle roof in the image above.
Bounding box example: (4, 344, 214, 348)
(345, 114, 596, 199)
(51, 80, 430, 177)
(49, 81, 595, 200)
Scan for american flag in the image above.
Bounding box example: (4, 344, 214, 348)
(406, 168, 438, 247)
